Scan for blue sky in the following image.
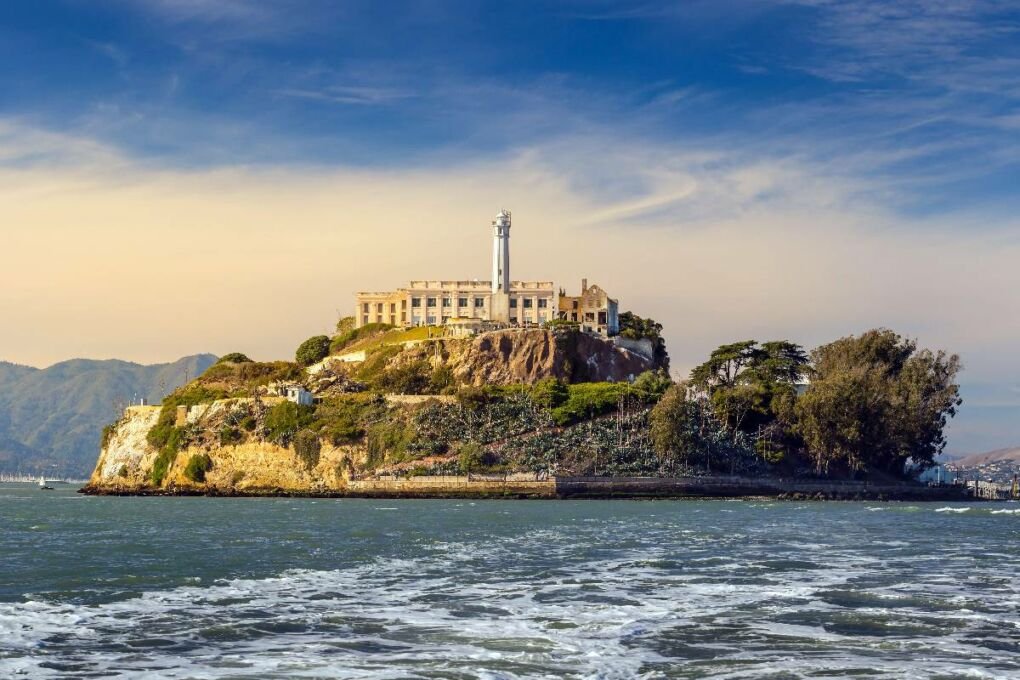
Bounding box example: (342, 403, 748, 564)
(1, 0, 1019, 453)
(2, 0, 1019, 213)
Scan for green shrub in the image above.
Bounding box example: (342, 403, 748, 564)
(219, 426, 243, 446)
(100, 420, 120, 450)
(147, 384, 228, 451)
(239, 415, 257, 431)
(430, 364, 455, 392)
(150, 425, 187, 486)
(374, 360, 432, 394)
(551, 382, 631, 426)
(264, 401, 315, 445)
(183, 453, 213, 483)
(456, 385, 493, 409)
(216, 352, 252, 364)
(313, 394, 381, 445)
(296, 335, 331, 366)
(293, 429, 322, 469)
(117, 464, 128, 478)
(631, 370, 673, 403)
(366, 420, 413, 468)
(356, 344, 402, 383)
(531, 377, 569, 408)
(456, 441, 486, 473)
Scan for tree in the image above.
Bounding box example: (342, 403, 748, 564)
(649, 383, 737, 473)
(216, 352, 253, 364)
(688, 340, 808, 449)
(295, 335, 331, 366)
(617, 311, 670, 369)
(795, 329, 961, 477)
(631, 369, 673, 403)
(690, 340, 762, 391)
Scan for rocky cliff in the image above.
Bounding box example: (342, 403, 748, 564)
(82, 327, 669, 496)
(449, 328, 654, 385)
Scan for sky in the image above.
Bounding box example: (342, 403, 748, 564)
(0, 0, 1018, 453)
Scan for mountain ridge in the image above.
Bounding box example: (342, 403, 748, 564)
(0, 354, 217, 476)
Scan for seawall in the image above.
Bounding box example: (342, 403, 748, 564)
(82, 474, 972, 501)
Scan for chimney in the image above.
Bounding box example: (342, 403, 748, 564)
(581, 278, 588, 293)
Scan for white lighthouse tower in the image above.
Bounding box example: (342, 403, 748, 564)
(490, 208, 511, 322)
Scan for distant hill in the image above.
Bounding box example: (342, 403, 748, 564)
(0, 355, 216, 477)
(953, 447, 1020, 467)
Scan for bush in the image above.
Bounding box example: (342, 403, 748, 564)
(100, 420, 120, 450)
(374, 360, 432, 394)
(366, 420, 413, 468)
(430, 364, 455, 392)
(264, 401, 315, 445)
(456, 385, 493, 409)
(150, 425, 187, 486)
(219, 426, 243, 446)
(183, 453, 213, 483)
(456, 441, 486, 473)
(117, 464, 128, 478)
(551, 382, 631, 426)
(293, 429, 322, 469)
(631, 370, 673, 403)
(313, 394, 381, 445)
(356, 345, 402, 383)
(295, 335, 331, 366)
(216, 352, 252, 364)
(531, 377, 569, 408)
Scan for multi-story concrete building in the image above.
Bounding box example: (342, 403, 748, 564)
(354, 210, 616, 335)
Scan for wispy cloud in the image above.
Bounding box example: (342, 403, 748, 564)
(275, 85, 415, 106)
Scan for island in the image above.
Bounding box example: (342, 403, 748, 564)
(82, 210, 969, 501)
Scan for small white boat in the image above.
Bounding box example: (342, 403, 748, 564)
(38, 476, 54, 491)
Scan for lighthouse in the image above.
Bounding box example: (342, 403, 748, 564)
(490, 209, 511, 322)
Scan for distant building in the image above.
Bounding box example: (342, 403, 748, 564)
(354, 210, 618, 336)
(557, 278, 619, 336)
(285, 386, 314, 406)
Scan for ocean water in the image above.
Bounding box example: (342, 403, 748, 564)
(1, 483, 1019, 679)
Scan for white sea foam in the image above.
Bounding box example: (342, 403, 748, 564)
(3, 503, 1019, 679)
(935, 507, 971, 513)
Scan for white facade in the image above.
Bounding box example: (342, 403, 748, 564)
(492, 209, 511, 294)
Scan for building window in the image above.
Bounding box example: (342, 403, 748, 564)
(523, 299, 533, 308)
(401, 300, 407, 309)
(572, 300, 579, 310)
(362, 315, 369, 325)
(427, 297, 437, 307)
(474, 297, 485, 308)
(362, 303, 369, 313)
(538, 299, 548, 308)
(510, 298, 518, 308)
(427, 315, 437, 325)
(598, 311, 607, 325)
(458, 297, 468, 307)
(376, 303, 383, 313)
(390, 303, 396, 313)
(511, 316, 518, 323)
(411, 297, 422, 308)
(442, 298, 451, 308)
(585, 312, 595, 322)
(401, 312, 406, 322)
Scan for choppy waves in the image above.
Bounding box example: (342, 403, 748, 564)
(2, 500, 1020, 678)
